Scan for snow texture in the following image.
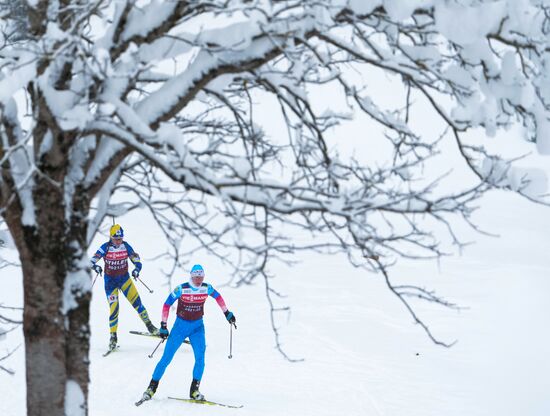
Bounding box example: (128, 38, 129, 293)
(2, 190, 550, 416)
(64, 380, 85, 416)
(2, 1, 550, 414)
(62, 253, 92, 314)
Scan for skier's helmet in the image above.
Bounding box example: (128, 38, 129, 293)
(190, 264, 205, 285)
(110, 224, 124, 239)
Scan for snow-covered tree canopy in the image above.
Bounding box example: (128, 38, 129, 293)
(3, 1, 550, 412)
(1, 0, 550, 350)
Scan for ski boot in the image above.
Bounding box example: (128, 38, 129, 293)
(189, 378, 205, 401)
(109, 333, 117, 350)
(144, 379, 158, 399)
(145, 320, 159, 336)
(136, 379, 158, 406)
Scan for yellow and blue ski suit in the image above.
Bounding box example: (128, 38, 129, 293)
(91, 241, 152, 333)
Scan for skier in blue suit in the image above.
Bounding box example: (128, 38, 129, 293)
(139, 264, 236, 403)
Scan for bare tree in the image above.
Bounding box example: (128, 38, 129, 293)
(1, 1, 549, 414)
(0, 219, 21, 375)
(0, 303, 22, 376)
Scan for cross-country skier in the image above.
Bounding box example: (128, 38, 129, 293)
(90, 224, 158, 351)
(139, 264, 236, 403)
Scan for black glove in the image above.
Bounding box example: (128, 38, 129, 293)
(159, 321, 169, 339)
(224, 310, 236, 325)
(132, 269, 140, 279)
(92, 264, 102, 275)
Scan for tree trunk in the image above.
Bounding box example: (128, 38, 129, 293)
(7, 180, 92, 415)
(65, 187, 92, 416)
(22, 255, 67, 415)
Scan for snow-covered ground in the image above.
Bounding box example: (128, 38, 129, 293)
(1, 189, 549, 416)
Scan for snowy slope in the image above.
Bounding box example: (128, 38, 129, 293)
(1, 189, 550, 416)
(3, 2, 550, 415)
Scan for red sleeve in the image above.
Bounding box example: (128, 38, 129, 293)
(209, 285, 228, 312)
(161, 303, 171, 322)
(213, 293, 228, 312)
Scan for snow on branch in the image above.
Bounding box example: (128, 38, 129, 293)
(2, 0, 550, 352)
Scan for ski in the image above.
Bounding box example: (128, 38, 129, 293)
(102, 345, 119, 357)
(129, 330, 190, 344)
(168, 396, 243, 409)
(129, 330, 160, 338)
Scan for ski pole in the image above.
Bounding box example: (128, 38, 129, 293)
(92, 271, 101, 288)
(135, 276, 154, 293)
(228, 322, 236, 359)
(148, 339, 165, 359)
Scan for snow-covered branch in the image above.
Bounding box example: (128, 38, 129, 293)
(2, 1, 550, 372)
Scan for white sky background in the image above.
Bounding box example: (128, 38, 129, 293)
(1, 1, 550, 415)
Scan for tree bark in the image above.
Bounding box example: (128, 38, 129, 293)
(22, 254, 66, 415)
(5, 174, 92, 415)
(65, 186, 92, 415)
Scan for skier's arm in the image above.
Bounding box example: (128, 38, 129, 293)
(208, 285, 235, 324)
(90, 244, 106, 267)
(161, 285, 182, 322)
(208, 285, 228, 312)
(124, 242, 142, 272)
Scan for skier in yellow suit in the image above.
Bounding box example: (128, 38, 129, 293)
(90, 224, 158, 351)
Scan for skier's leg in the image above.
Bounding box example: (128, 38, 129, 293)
(120, 276, 155, 330)
(151, 318, 189, 381)
(189, 322, 206, 382)
(188, 322, 206, 400)
(104, 278, 120, 334)
(121, 275, 146, 315)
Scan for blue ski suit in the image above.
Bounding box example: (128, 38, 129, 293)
(152, 282, 229, 382)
